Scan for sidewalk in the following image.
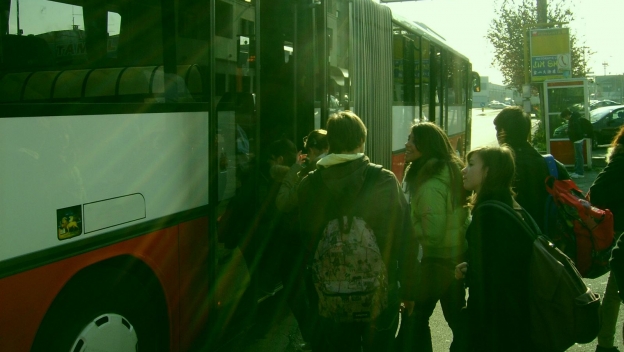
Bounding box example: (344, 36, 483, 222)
(573, 146, 609, 194)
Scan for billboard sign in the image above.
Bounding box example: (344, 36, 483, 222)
(530, 28, 571, 82)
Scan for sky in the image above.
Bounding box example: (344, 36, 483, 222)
(8, 0, 622, 87)
(385, 0, 624, 86)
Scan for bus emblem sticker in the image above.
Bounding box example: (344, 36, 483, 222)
(57, 206, 83, 240)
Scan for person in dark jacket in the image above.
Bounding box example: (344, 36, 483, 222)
(455, 145, 534, 352)
(298, 111, 418, 351)
(275, 129, 329, 350)
(493, 106, 570, 233)
(217, 138, 310, 343)
(610, 232, 624, 345)
(590, 126, 624, 352)
(218, 140, 296, 290)
(276, 129, 329, 212)
(561, 108, 594, 178)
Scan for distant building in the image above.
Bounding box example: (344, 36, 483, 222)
(472, 76, 520, 108)
(593, 75, 624, 103)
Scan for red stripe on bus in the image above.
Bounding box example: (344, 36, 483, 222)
(0, 216, 209, 352)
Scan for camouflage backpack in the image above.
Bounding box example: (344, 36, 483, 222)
(310, 164, 388, 323)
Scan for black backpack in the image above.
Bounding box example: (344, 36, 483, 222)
(476, 200, 600, 352)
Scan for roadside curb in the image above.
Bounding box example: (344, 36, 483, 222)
(592, 156, 607, 168)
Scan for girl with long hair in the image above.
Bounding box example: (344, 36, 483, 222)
(400, 122, 468, 352)
(455, 146, 534, 351)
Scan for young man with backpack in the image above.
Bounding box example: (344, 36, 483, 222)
(493, 106, 570, 232)
(561, 108, 594, 178)
(297, 111, 418, 351)
(493, 108, 613, 277)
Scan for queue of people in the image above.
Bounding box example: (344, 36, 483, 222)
(227, 107, 624, 351)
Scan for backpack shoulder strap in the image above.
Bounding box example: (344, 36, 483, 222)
(476, 200, 541, 241)
(543, 154, 559, 179)
(361, 163, 383, 198)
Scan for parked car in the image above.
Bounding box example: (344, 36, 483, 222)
(570, 100, 621, 114)
(552, 105, 624, 147)
(590, 99, 621, 110)
(591, 105, 624, 146)
(552, 123, 569, 139)
(488, 102, 511, 109)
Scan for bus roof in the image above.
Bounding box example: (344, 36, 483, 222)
(389, 12, 471, 63)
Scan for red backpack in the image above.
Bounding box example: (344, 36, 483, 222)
(544, 175, 615, 278)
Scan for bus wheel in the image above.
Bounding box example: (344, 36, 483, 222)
(69, 313, 138, 351)
(31, 265, 169, 352)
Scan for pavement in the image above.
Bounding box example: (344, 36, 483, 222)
(574, 145, 608, 194)
(217, 290, 307, 352)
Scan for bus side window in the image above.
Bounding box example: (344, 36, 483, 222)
(83, 6, 109, 66)
(0, 35, 54, 70)
(116, 2, 162, 67)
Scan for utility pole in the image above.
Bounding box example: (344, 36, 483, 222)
(620, 74, 623, 103)
(525, 0, 549, 85)
(537, 0, 548, 24)
(602, 61, 609, 76)
(16, 0, 21, 35)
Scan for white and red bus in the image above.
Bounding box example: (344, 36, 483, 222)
(390, 15, 479, 180)
(0, 0, 477, 350)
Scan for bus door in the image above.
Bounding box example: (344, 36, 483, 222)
(446, 55, 470, 156)
(428, 45, 444, 129)
(206, 0, 261, 348)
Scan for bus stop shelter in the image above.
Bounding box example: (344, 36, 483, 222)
(543, 78, 592, 168)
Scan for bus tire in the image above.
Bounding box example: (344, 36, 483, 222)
(31, 262, 169, 352)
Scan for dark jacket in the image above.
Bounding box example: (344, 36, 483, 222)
(218, 163, 299, 281)
(298, 155, 419, 305)
(589, 146, 624, 232)
(218, 163, 277, 248)
(508, 140, 569, 232)
(601, 146, 624, 300)
(610, 232, 624, 301)
(594, 146, 624, 300)
(568, 113, 594, 143)
(463, 194, 534, 352)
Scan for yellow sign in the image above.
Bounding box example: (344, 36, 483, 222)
(530, 28, 571, 82)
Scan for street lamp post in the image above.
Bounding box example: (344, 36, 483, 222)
(621, 74, 623, 103)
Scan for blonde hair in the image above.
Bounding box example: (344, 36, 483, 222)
(326, 111, 367, 153)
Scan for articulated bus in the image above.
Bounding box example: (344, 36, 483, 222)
(0, 0, 477, 350)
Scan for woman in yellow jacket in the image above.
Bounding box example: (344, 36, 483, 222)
(399, 122, 469, 352)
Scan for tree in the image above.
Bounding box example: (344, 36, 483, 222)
(487, 0, 592, 92)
